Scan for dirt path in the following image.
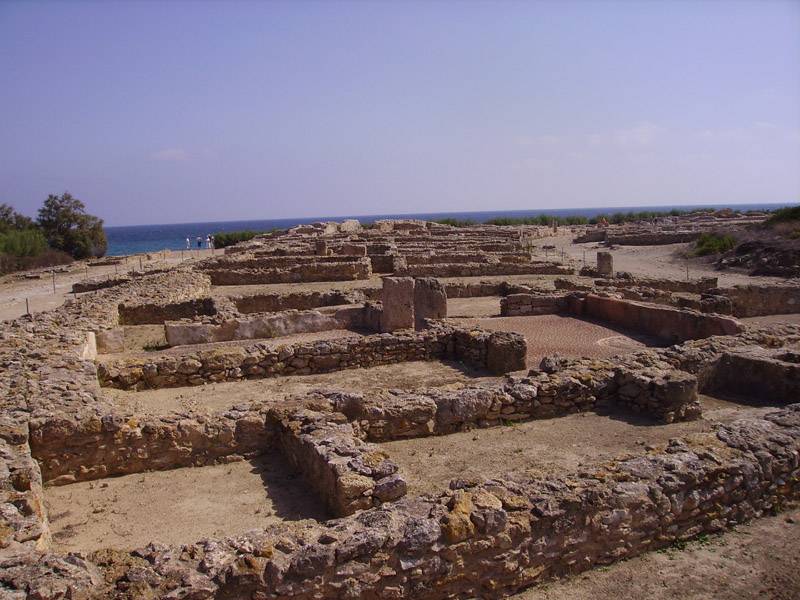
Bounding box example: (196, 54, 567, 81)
(0, 249, 217, 322)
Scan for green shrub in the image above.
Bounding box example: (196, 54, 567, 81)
(37, 192, 107, 259)
(434, 218, 477, 227)
(0, 228, 47, 257)
(213, 230, 278, 248)
(693, 233, 737, 256)
(765, 205, 800, 225)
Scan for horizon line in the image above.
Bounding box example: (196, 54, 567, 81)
(103, 200, 797, 229)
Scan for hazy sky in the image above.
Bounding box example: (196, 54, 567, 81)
(1, 1, 798, 226)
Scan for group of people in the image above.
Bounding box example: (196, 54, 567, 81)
(186, 235, 215, 250)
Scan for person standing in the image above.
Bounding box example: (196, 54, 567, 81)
(196, 236, 202, 248)
(185, 237, 190, 250)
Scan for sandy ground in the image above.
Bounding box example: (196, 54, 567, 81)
(101, 360, 494, 416)
(453, 314, 662, 368)
(741, 314, 800, 327)
(381, 395, 772, 497)
(545, 230, 783, 286)
(515, 508, 800, 600)
(0, 249, 218, 322)
(45, 453, 327, 553)
(448, 296, 502, 317)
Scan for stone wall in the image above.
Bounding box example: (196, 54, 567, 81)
(369, 254, 407, 274)
(97, 325, 526, 391)
(579, 294, 743, 343)
(334, 356, 699, 443)
(606, 231, 701, 245)
(714, 283, 800, 318)
(269, 408, 406, 516)
(708, 347, 800, 403)
(12, 405, 800, 599)
(118, 297, 219, 325)
(501, 293, 567, 316)
(205, 257, 372, 285)
(30, 407, 271, 485)
(163, 307, 373, 346)
(397, 261, 573, 278)
(231, 289, 375, 313)
(597, 276, 718, 294)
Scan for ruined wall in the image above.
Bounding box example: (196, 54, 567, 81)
(708, 347, 800, 403)
(398, 261, 572, 278)
(597, 276, 718, 294)
(501, 293, 567, 316)
(606, 231, 701, 245)
(118, 297, 219, 325)
(579, 295, 743, 343)
(205, 257, 372, 285)
(13, 406, 800, 600)
(163, 307, 374, 346)
(715, 284, 800, 318)
(269, 408, 406, 517)
(29, 408, 270, 485)
(232, 289, 375, 313)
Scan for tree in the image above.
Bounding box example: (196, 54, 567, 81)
(37, 192, 107, 259)
(0, 203, 34, 233)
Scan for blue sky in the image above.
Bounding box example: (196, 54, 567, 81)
(1, 1, 798, 226)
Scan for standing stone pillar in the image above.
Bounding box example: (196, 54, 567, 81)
(413, 277, 447, 329)
(597, 251, 614, 277)
(315, 240, 328, 256)
(380, 277, 415, 332)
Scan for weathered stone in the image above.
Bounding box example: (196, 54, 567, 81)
(380, 277, 415, 332)
(413, 277, 447, 330)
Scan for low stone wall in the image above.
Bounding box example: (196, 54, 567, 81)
(72, 275, 133, 293)
(204, 254, 366, 269)
(163, 307, 374, 346)
(369, 254, 407, 273)
(398, 261, 572, 278)
(15, 406, 800, 599)
(404, 252, 532, 266)
(607, 231, 701, 245)
(231, 289, 370, 313)
(579, 294, 743, 343)
(708, 347, 800, 403)
(29, 408, 271, 485)
(714, 284, 800, 318)
(118, 297, 219, 325)
(205, 257, 372, 285)
(269, 408, 406, 516)
(573, 229, 607, 243)
(97, 325, 526, 390)
(501, 293, 567, 316)
(335, 357, 698, 442)
(597, 276, 718, 294)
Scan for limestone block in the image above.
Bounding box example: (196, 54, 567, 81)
(380, 277, 415, 332)
(486, 331, 527, 374)
(413, 277, 447, 329)
(597, 251, 614, 277)
(340, 243, 367, 257)
(95, 328, 124, 354)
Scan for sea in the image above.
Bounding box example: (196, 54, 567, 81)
(104, 203, 794, 256)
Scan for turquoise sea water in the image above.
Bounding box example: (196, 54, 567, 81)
(104, 203, 793, 256)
